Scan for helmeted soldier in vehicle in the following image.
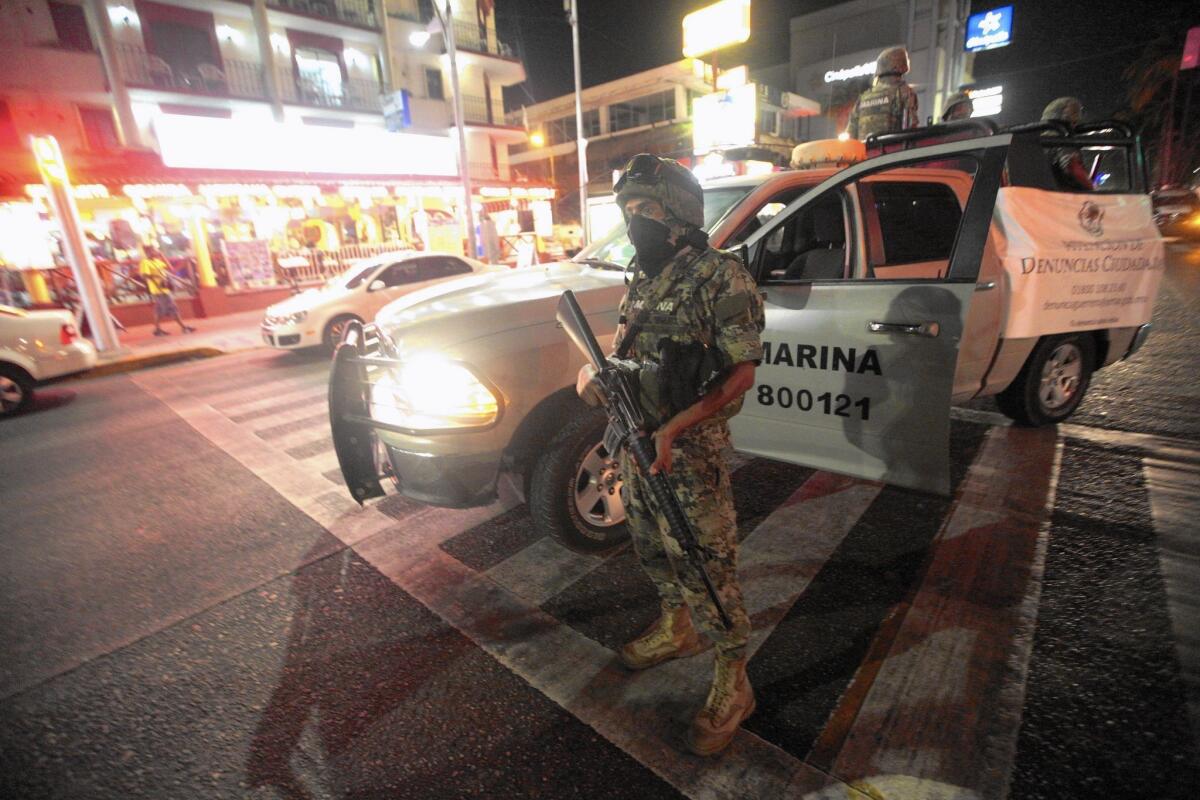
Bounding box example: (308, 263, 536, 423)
(941, 89, 974, 122)
(575, 153, 764, 756)
(846, 46, 920, 140)
(1042, 96, 1092, 190)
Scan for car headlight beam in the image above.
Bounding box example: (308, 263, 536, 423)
(369, 354, 500, 431)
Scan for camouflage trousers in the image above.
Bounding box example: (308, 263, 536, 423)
(620, 421, 750, 658)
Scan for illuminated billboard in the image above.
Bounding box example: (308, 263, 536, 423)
(692, 83, 756, 154)
(682, 0, 751, 58)
(965, 5, 1013, 52)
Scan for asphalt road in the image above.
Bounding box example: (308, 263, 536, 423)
(1, 244, 1197, 799)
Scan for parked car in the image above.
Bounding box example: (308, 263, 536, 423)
(261, 251, 494, 351)
(329, 121, 1162, 553)
(0, 305, 97, 417)
(1151, 185, 1200, 239)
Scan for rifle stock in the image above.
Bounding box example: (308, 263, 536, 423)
(555, 290, 733, 630)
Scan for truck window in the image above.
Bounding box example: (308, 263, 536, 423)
(760, 193, 849, 282)
(753, 155, 980, 283)
(868, 182, 962, 266)
(727, 185, 810, 247)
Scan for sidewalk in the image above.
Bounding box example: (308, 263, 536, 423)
(86, 308, 269, 378)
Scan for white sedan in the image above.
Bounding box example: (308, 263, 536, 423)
(261, 251, 493, 351)
(1, 305, 98, 417)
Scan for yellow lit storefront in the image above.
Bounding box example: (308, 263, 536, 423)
(0, 177, 554, 324)
(0, 118, 553, 322)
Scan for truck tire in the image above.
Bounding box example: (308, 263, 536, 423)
(529, 408, 630, 552)
(0, 363, 34, 417)
(996, 333, 1094, 426)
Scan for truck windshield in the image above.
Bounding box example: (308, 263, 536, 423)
(573, 185, 756, 270)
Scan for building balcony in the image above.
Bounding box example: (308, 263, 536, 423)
(442, 18, 525, 87)
(267, 0, 379, 29)
(277, 68, 385, 113)
(460, 94, 495, 126)
(115, 43, 267, 100)
(468, 161, 512, 181)
(449, 18, 516, 59)
(0, 44, 107, 94)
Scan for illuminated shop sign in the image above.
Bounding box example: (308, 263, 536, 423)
(965, 5, 1013, 52)
(824, 61, 875, 83)
(968, 85, 1004, 117)
(682, 0, 751, 58)
(692, 83, 757, 153)
(154, 116, 457, 177)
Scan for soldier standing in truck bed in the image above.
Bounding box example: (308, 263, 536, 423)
(846, 46, 920, 140)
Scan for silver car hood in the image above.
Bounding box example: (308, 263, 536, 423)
(374, 261, 625, 349)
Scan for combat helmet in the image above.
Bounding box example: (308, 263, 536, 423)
(942, 89, 974, 121)
(1041, 96, 1083, 126)
(875, 46, 910, 77)
(614, 153, 704, 228)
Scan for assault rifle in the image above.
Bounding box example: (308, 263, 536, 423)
(556, 290, 732, 630)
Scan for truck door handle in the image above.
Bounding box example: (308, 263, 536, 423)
(868, 320, 940, 337)
(975, 281, 996, 291)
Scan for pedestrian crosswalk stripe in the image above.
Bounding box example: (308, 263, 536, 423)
(130, 354, 1135, 799)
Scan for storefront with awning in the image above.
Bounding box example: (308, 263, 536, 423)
(0, 117, 553, 322)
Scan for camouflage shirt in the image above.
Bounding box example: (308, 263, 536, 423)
(613, 245, 765, 421)
(847, 76, 919, 140)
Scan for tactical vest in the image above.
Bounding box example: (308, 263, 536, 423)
(614, 246, 759, 423)
(851, 83, 913, 140)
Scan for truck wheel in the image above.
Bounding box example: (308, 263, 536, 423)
(0, 364, 34, 417)
(996, 333, 1094, 426)
(529, 408, 630, 552)
(323, 315, 362, 352)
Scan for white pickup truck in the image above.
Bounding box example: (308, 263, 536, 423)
(328, 120, 1164, 551)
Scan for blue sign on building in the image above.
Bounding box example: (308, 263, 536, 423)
(965, 5, 1014, 52)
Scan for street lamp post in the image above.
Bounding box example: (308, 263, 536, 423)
(566, 0, 588, 246)
(415, 3, 478, 259)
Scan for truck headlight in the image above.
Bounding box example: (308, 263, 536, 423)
(369, 354, 500, 430)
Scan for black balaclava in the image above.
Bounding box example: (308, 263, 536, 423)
(629, 214, 684, 278)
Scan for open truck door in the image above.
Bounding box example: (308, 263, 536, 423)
(731, 135, 1011, 494)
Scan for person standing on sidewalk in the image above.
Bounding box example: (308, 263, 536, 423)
(139, 246, 194, 336)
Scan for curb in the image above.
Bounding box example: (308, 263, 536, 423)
(71, 347, 227, 382)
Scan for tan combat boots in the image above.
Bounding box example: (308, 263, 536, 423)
(687, 654, 756, 756)
(618, 602, 711, 670)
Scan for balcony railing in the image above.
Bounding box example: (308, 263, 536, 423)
(460, 94, 493, 125)
(268, 0, 378, 28)
(277, 69, 384, 112)
(450, 17, 516, 58)
(115, 43, 266, 99)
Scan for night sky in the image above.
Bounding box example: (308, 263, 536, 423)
(498, 0, 1199, 128)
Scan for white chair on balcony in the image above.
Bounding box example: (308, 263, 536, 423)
(147, 55, 174, 88)
(197, 63, 227, 94)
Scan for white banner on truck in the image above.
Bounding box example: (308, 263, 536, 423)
(993, 188, 1165, 338)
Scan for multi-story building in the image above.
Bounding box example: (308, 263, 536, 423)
(506, 59, 816, 234)
(0, 0, 539, 318)
(788, 0, 981, 141)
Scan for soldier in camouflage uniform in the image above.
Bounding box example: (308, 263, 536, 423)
(576, 154, 764, 756)
(846, 46, 919, 140)
(941, 89, 974, 122)
(1042, 96, 1093, 191)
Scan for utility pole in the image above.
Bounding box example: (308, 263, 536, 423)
(435, 1, 478, 259)
(566, 0, 589, 246)
(32, 136, 121, 352)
